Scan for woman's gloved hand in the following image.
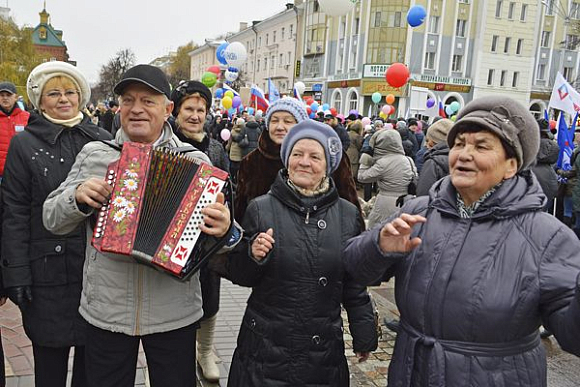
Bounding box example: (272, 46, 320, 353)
(7, 286, 32, 307)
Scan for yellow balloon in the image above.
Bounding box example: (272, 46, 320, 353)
(222, 96, 233, 109)
(451, 115, 457, 122)
(224, 90, 234, 99)
(379, 112, 387, 119)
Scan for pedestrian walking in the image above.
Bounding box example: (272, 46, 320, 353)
(227, 120, 377, 386)
(344, 96, 580, 387)
(2, 61, 111, 387)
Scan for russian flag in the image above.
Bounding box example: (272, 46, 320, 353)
(251, 84, 270, 111)
(438, 101, 447, 118)
(557, 113, 576, 171)
(293, 85, 301, 100)
(223, 84, 240, 97)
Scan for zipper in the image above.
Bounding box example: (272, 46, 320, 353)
(303, 205, 318, 224)
(135, 265, 143, 335)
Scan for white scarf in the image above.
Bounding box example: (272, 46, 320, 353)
(42, 112, 84, 128)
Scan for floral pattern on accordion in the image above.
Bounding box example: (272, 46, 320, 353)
(110, 158, 142, 236)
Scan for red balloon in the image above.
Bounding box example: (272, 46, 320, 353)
(207, 65, 221, 76)
(306, 106, 312, 115)
(385, 63, 410, 88)
(550, 120, 557, 130)
(330, 108, 337, 116)
(307, 98, 315, 106)
(389, 105, 395, 115)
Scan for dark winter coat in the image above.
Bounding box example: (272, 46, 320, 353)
(239, 121, 261, 157)
(234, 129, 361, 223)
(1, 112, 111, 347)
(416, 142, 450, 196)
(531, 137, 559, 202)
(397, 127, 417, 159)
(343, 172, 580, 387)
(227, 171, 377, 386)
(333, 123, 351, 151)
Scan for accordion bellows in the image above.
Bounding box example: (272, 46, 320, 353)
(92, 142, 229, 280)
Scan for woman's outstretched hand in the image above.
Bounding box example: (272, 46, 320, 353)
(379, 214, 426, 254)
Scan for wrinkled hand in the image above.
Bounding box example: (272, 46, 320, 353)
(200, 193, 231, 238)
(7, 286, 32, 307)
(0, 297, 7, 307)
(251, 228, 275, 261)
(355, 352, 370, 363)
(379, 214, 426, 254)
(75, 178, 113, 209)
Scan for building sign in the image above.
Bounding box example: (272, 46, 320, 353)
(327, 80, 361, 89)
(412, 81, 471, 93)
(361, 80, 406, 97)
(328, 71, 361, 81)
(363, 64, 390, 78)
(295, 60, 301, 78)
(411, 74, 472, 86)
(312, 83, 323, 92)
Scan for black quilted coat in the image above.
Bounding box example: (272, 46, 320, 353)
(227, 171, 377, 386)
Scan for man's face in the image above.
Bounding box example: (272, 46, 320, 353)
(0, 91, 17, 112)
(324, 117, 335, 127)
(119, 83, 173, 144)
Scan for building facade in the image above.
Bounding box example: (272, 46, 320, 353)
(189, 40, 222, 82)
(31, 6, 70, 63)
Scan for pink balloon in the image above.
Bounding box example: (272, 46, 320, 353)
(220, 129, 231, 141)
(381, 105, 391, 115)
(361, 117, 371, 126)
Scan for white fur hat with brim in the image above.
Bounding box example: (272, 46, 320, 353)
(27, 61, 91, 109)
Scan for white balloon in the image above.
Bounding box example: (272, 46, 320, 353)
(294, 81, 306, 95)
(225, 70, 239, 82)
(318, 0, 357, 17)
(223, 42, 248, 68)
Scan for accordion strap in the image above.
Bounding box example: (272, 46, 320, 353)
(99, 139, 122, 151)
(98, 140, 196, 155)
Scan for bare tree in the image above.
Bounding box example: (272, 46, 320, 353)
(167, 41, 197, 87)
(92, 48, 136, 103)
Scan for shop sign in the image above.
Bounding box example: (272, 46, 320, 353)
(361, 80, 406, 96)
(363, 64, 390, 78)
(412, 74, 472, 86)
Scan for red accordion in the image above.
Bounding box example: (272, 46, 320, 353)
(92, 142, 230, 281)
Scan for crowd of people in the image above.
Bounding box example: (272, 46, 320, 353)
(0, 60, 578, 387)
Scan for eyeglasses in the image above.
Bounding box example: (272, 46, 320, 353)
(44, 90, 79, 99)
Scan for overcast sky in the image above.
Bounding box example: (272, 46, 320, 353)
(7, 0, 292, 84)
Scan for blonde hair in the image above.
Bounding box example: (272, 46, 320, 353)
(42, 75, 79, 94)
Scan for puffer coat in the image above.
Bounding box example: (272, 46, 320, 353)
(227, 171, 377, 386)
(416, 142, 449, 196)
(531, 137, 559, 202)
(344, 172, 580, 387)
(1, 112, 111, 347)
(239, 121, 261, 157)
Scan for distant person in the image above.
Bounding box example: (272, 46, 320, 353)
(416, 118, 454, 196)
(100, 100, 118, 134)
(0, 82, 30, 178)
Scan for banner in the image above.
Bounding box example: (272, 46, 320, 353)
(549, 72, 580, 116)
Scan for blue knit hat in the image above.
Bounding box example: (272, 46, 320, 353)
(265, 98, 309, 126)
(281, 120, 343, 175)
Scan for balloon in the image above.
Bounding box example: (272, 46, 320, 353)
(450, 115, 457, 122)
(389, 105, 396, 115)
(386, 63, 410, 88)
(225, 67, 239, 82)
(222, 96, 233, 109)
(223, 42, 248, 68)
(294, 81, 306, 95)
(207, 65, 221, 76)
(311, 102, 319, 111)
(201, 72, 217, 88)
(361, 117, 371, 126)
(386, 94, 395, 104)
(306, 107, 312, 115)
(215, 88, 224, 99)
(309, 112, 316, 119)
(318, 0, 357, 17)
(220, 128, 231, 141)
(381, 105, 391, 115)
(450, 101, 461, 112)
(407, 5, 427, 27)
(306, 98, 314, 105)
(379, 112, 387, 119)
(232, 96, 242, 109)
(330, 107, 337, 116)
(337, 114, 345, 122)
(322, 103, 330, 111)
(228, 108, 236, 116)
(216, 43, 229, 65)
(445, 106, 454, 116)
(371, 92, 382, 104)
(224, 90, 234, 99)
(550, 120, 557, 129)
(257, 109, 263, 116)
(385, 123, 394, 130)
(349, 109, 359, 116)
(426, 98, 435, 108)
(247, 107, 254, 115)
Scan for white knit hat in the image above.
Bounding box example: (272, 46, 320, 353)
(27, 61, 91, 109)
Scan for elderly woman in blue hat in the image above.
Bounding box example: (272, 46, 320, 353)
(343, 96, 580, 387)
(226, 120, 377, 386)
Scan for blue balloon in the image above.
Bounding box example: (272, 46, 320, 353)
(407, 5, 427, 27)
(311, 102, 319, 111)
(445, 105, 454, 116)
(309, 112, 316, 119)
(228, 108, 236, 116)
(247, 107, 255, 115)
(215, 88, 224, 99)
(216, 43, 229, 65)
(322, 103, 330, 111)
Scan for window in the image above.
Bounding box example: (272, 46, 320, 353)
(565, 34, 579, 50)
(273, 31, 276, 43)
(537, 63, 546, 80)
(564, 66, 574, 81)
(348, 91, 358, 112)
(279, 53, 284, 67)
(520, 4, 527, 21)
(257, 59, 261, 71)
(388, 12, 402, 27)
(281, 27, 285, 40)
(313, 0, 319, 12)
(374, 12, 382, 27)
(512, 72, 519, 87)
(258, 37, 262, 47)
(487, 69, 495, 85)
(544, 0, 554, 15)
(452, 54, 463, 72)
(496, 0, 503, 17)
(271, 55, 275, 69)
(491, 35, 499, 52)
(424, 52, 436, 70)
(541, 31, 551, 47)
(516, 39, 523, 54)
(332, 92, 342, 114)
(571, 2, 580, 19)
(504, 37, 511, 53)
(290, 24, 293, 38)
(264, 58, 267, 71)
(288, 51, 292, 65)
(429, 15, 440, 33)
(266, 34, 269, 45)
(456, 19, 467, 37)
(508, 2, 515, 19)
(354, 17, 360, 34)
(500, 70, 507, 86)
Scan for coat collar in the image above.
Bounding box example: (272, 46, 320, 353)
(25, 111, 102, 145)
(115, 121, 175, 147)
(257, 130, 281, 161)
(269, 170, 339, 214)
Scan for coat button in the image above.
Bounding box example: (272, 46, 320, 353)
(317, 219, 327, 230)
(318, 277, 328, 287)
(250, 318, 256, 329)
(312, 335, 321, 345)
(54, 245, 62, 253)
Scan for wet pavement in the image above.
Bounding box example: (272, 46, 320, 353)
(1, 280, 579, 386)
